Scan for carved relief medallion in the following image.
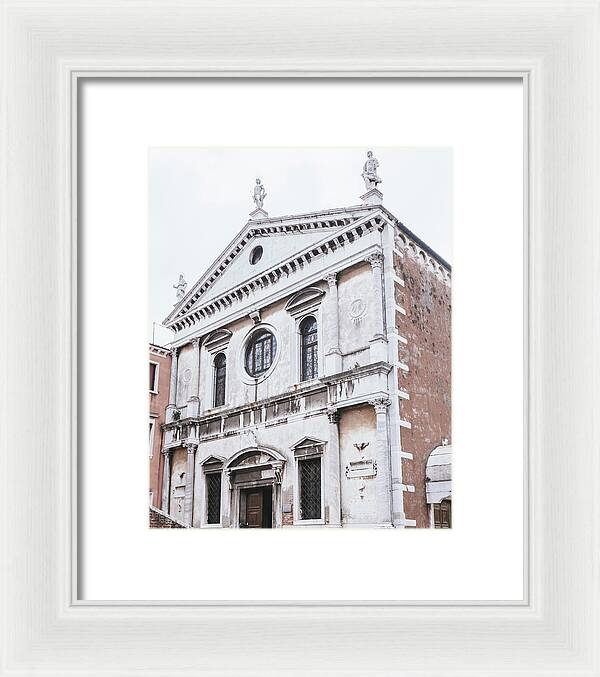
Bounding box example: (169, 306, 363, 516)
(182, 368, 192, 383)
(349, 298, 367, 325)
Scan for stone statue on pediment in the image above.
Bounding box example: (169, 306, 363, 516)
(362, 150, 382, 190)
(253, 178, 266, 209)
(173, 274, 187, 301)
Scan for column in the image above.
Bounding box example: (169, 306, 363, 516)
(326, 408, 342, 526)
(187, 337, 201, 417)
(366, 252, 387, 362)
(370, 398, 393, 527)
(183, 442, 197, 526)
(161, 449, 171, 514)
(324, 272, 342, 374)
(166, 347, 178, 422)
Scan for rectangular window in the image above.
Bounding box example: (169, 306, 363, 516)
(299, 457, 321, 520)
(148, 419, 155, 458)
(149, 362, 159, 392)
(206, 473, 222, 525)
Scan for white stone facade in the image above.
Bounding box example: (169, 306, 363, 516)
(159, 199, 449, 528)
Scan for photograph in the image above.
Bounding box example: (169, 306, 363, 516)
(148, 147, 452, 529)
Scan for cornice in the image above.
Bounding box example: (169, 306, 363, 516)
(165, 210, 388, 333)
(169, 242, 383, 347)
(149, 343, 170, 358)
(163, 379, 328, 430)
(164, 206, 377, 325)
(320, 361, 393, 385)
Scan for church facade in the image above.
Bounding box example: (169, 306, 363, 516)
(156, 158, 451, 528)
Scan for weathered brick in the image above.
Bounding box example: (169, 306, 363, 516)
(395, 242, 451, 527)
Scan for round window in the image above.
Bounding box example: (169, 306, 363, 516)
(245, 329, 277, 377)
(249, 245, 263, 265)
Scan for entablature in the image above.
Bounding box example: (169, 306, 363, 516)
(161, 360, 397, 448)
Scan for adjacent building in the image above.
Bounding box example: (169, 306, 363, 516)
(153, 156, 451, 528)
(149, 343, 171, 510)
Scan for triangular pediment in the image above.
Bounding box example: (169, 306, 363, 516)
(163, 206, 379, 326)
(200, 455, 226, 466)
(201, 228, 332, 303)
(291, 436, 327, 449)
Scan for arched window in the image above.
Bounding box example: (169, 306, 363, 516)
(245, 330, 277, 377)
(213, 353, 226, 407)
(300, 316, 318, 381)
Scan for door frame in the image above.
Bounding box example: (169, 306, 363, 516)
(230, 477, 281, 528)
(239, 485, 273, 528)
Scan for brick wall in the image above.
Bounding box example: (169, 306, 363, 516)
(149, 506, 187, 528)
(149, 346, 171, 510)
(394, 238, 451, 527)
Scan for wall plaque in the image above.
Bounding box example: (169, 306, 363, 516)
(345, 458, 377, 479)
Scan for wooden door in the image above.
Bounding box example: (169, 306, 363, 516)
(245, 489, 263, 528)
(434, 499, 452, 528)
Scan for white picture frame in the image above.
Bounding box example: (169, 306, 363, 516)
(1, 1, 598, 675)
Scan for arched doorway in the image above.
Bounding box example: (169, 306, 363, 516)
(425, 442, 452, 529)
(224, 447, 285, 528)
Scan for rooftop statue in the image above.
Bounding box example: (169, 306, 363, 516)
(361, 150, 382, 190)
(173, 273, 187, 301)
(253, 178, 267, 210)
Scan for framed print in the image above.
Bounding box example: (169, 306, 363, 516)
(2, 1, 598, 676)
(78, 79, 524, 602)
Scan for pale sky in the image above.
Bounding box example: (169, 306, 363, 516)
(149, 147, 452, 345)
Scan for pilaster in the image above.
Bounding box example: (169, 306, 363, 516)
(221, 469, 232, 527)
(187, 337, 201, 417)
(324, 272, 342, 375)
(326, 408, 342, 526)
(370, 398, 393, 527)
(273, 461, 284, 528)
(382, 223, 407, 527)
(183, 443, 197, 526)
(161, 449, 172, 515)
(166, 347, 179, 422)
(366, 251, 388, 363)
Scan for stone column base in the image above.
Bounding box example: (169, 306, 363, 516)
(360, 187, 383, 205)
(249, 207, 268, 220)
(186, 397, 200, 418)
(369, 336, 388, 362)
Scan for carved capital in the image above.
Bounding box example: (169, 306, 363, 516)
(369, 397, 391, 415)
(272, 461, 284, 484)
(327, 407, 340, 424)
(325, 272, 337, 288)
(185, 442, 198, 455)
(170, 346, 179, 359)
(365, 251, 384, 268)
(191, 336, 201, 348)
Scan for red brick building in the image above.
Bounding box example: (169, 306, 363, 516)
(394, 230, 451, 527)
(149, 344, 171, 509)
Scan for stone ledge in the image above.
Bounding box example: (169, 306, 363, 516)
(149, 506, 189, 528)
